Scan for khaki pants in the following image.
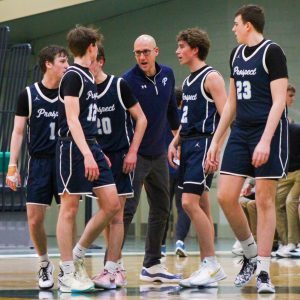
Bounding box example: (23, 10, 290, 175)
(275, 170, 300, 245)
(241, 200, 257, 240)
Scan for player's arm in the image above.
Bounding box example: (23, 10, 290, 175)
(168, 125, 181, 169)
(205, 78, 237, 172)
(6, 116, 26, 191)
(204, 71, 228, 173)
(252, 78, 287, 168)
(252, 44, 288, 168)
(64, 96, 99, 181)
(123, 103, 147, 174)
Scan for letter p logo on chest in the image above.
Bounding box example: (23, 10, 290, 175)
(162, 77, 168, 86)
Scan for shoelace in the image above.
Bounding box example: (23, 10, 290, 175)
(93, 269, 116, 281)
(237, 256, 250, 273)
(39, 265, 50, 281)
(77, 261, 89, 277)
(258, 271, 269, 283)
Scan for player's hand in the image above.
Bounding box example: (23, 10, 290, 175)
(205, 141, 220, 174)
(168, 143, 179, 169)
(252, 140, 270, 168)
(84, 153, 100, 181)
(104, 153, 112, 168)
(123, 150, 137, 174)
(6, 164, 20, 191)
(241, 183, 253, 197)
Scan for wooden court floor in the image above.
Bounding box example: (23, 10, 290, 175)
(0, 254, 299, 300)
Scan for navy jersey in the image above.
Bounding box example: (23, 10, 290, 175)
(26, 82, 58, 156)
(180, 66, 220, 137)
(231, 40, 287, 126)
(96, 75, 134, 152)
(58, 65, 98, 139)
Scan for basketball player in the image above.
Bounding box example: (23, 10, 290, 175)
(168, 28, 227, 287)
(56, 26, 120, 293)
(206, 5, 288, 293)
(88, 45, 147, 289)
(6, 45, 69, 290)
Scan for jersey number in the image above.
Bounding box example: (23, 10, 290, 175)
(87, 104, 98, 121)
(49, 122, 55, 140)
(236, 80, 251, 100)
(181, 106, 188, 123)
(97, 117, 112, 135)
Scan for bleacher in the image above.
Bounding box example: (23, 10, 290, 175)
(0, 26, 33, 211)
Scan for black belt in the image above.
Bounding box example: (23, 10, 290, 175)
(59, 136, 98, 145)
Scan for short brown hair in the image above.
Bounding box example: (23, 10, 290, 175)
(287, 84, 296, 93)
(67, 26, 102, 57)
(235, 5, 265, 33)
(96, 44, 106, 63)
(38, 45, 68, 73)
(177, 28, 210, 61)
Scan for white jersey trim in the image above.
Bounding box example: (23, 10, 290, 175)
(200, 70, 218, 133)
(58, 70, 84, 103)
(26, 86, 32, 118)
(242, 39, 271, 62)
(185, 66, 212, 86)
(71, 65, 95, 83)
(34, 82, 58, 103)
(117, 78, 131, 147)
(97, 75, 114, 98)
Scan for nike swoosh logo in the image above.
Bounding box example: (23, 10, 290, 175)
(210, 267, 221, 277)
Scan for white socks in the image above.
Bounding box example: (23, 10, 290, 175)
(61, 261, 75, 274)
(105, 261, 119, 273)
(73, 243, 87, 261)
(240, 235, 257, 258)
(257, 256, 271, 275)
(39, 253, 49, 263)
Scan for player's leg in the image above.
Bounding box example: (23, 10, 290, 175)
(183, 193, 215, 259)
(218, 175, 250, 240)
(57, 194, 80, 261)
(179, 191, 226, 288)
(102, 196, 127, 288)
(78, 185, 120, 249)
(255, 179, 277, 293)
(56, 193, 94, 292)
(218, 175, 257, 287)
(199, 191, 214, 236)
(26, 157, 57, 290)
(256, 179, 277, 256)
(27, 204, 47, 256)
(27, 204, 54, 290)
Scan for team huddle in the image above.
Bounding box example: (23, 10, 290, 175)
(5, 4, 289, 295)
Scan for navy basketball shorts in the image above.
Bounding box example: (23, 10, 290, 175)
(26, 156, 60, 206)
(56, 140, 115, 195)
(106, 149, 134, 198)
(221, 119, 288, 179)
(178, 137, 214, 196)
